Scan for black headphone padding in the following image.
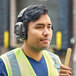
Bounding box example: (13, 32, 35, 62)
(14, 22, 27, 40)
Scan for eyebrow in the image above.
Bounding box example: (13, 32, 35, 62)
(36, 23, 52, 26)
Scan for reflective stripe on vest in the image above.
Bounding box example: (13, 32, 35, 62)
(1, 48, 59, 76)
(43, 51, 59, 76)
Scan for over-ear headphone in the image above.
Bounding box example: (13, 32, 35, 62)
(14, 8, 28, 41)
(14, 7, 54, 41)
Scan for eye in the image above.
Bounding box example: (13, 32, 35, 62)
(48, 26, 51, 28)
(35, 25, 43, 29)
(35, 26, 42, 28)
(47, 25, 54, 30)
(47, 25, 52, 29)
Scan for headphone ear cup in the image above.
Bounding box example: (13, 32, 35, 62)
(14, 22, 27, 40)
(21, 23, 27, 40)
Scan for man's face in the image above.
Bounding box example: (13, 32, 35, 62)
(25, 14, 53, 51)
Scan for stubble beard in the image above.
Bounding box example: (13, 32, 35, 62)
(30, 44, 50, 53)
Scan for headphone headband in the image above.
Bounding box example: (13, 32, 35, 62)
(17, 8, 27, 18)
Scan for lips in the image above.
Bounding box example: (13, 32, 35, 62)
(40, 38, 50, 43)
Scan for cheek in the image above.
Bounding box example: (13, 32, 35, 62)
(27, 30, 41, 43)
(50, 30, 53, 37)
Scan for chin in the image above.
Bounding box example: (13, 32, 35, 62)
(40, 46, 49, 50)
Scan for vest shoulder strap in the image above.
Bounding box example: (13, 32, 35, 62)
(43, 51, 59, 76)
(46, 51, 61, 72)
(0, 48, 21, 76)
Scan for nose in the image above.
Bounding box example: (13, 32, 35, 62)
(43, 28, 49, 36)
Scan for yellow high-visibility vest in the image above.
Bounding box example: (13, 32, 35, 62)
(0, 48, 61, 76)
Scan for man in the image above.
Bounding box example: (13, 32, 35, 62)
(0, 5, 72, 76)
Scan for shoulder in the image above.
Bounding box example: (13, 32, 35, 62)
(1, 48, 21, 57)
(0, 48, 21, 66)
(46, 51, 61, 72)
(46, 51, 61, 64)
(0, 48, 21, 75)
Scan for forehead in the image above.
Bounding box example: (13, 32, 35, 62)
(36, 14, 51, 23)
(31, 14, 51, 24)
(28, 14, 52, 27)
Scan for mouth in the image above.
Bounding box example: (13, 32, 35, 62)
(40, 38, 50, 43)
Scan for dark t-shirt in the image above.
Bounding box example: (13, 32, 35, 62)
(0, 55, 48, 76)
(0, 59, 8, 76)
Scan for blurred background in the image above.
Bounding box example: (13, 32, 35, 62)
(0, 0, 76, 75)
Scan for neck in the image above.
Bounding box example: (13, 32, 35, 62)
(21, 43, 43, 61)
